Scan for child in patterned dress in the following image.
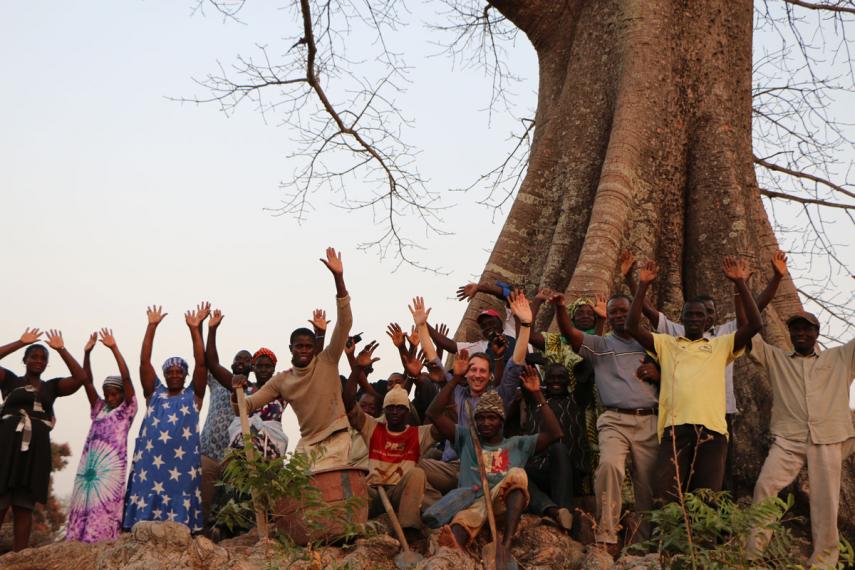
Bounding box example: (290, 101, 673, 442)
(66, 328, 137, 543)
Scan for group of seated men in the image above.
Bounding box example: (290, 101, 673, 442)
(203, 248, 853, 570)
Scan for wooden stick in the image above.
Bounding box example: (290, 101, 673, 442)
(377, 486, 411, 552)
(236, 385, 269, 540)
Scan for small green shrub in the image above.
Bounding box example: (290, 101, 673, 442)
(630, 490, 852, 569)
(214, 445, 368, 547)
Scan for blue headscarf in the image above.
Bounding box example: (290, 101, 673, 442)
(161, 356, 189, 375)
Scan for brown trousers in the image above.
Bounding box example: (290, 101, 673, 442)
(368, 467, 440, 530)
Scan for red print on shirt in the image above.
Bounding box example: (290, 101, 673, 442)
(482, 448, 511, 476)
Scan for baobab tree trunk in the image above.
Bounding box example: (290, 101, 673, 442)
(456, 0, 855, 539)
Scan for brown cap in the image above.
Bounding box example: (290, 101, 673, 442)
(786, 311, 820, 328)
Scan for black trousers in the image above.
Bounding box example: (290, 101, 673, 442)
(526, 441, 573, 514)
(653, 424, 728, 504)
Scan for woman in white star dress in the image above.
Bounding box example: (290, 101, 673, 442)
(122, 304, 208, 533)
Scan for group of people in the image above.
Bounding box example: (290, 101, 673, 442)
(0, 247, 852, 569)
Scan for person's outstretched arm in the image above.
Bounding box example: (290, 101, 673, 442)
(0, 328, 43, 384)
(552, 294, 585, 352)
(426, 349, 469, 441)
(342, 342, 380, 412)
(205, 309, 233, 391)
(140, 306, 166, 399)
(456, 281, 508, 303)
(621, 250, 661, 328)
(756, 250, 788, 311)
(100, 327, 134, 402)
(185, 302, 210, 401)
(522, 366, 562, 453)
(723, 257, 762, 352)
(309, 309, 330, 355)
(319, 247, 352, 360)
(45, 330, 88, 397)
(82, 332, 99, 408)
(626, 261, 657, 353)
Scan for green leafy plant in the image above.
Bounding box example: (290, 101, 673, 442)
(214, 445, 369, 547)
(628, 490, 855, 569)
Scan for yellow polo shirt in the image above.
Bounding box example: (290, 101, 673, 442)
(652, 332, 742, 440)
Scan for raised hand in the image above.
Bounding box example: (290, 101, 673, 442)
(548, 292, 566, 307)
(453, 349, 470, 377)
(84, 331, 97, 352)
(619, 250, 636, 278)
(98, 328, 117, 349)
(386, 323, 406, 348)
(594, 293, 608, 319)
(320, 247, 343, 275)
(407, 326, 420, 348)
(408, 296, 432, 327)
(509, 289, 533, 323)
(355, 341, 381, 369)
(456, 283, 478, 302)
(45, 329, 65, 351)
(209, 309, 225, 328)
(436, 323, 450, 339)
(638, 260, 659, 284)
(146, 306, 167, 325)
(722, 256, 750, 282)
(520, 365, 543, 393)
(402, 349, 423, 377)
(771, 250, 789, 277)
(195, 301, 211, 322)
(185, 307, 206, 328)
(20, 327, 43, 345)
(535, 287, 555, 304)
(308, 309, 330, 332)
(232, 374, 249, 391)
(345, 335, 361, 357)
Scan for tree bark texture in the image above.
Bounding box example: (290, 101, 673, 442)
(457, 0, 855, 539)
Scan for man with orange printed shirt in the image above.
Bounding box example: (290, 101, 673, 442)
(342, 340, 440, 535)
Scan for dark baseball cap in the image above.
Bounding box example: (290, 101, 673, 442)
(786, 311, 820, 328)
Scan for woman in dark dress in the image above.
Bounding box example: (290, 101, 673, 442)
(0, 328, 87, 551)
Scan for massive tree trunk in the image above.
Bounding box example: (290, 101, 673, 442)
(456, 0, 855, 539)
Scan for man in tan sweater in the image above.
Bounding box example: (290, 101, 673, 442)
(232, 247, 353, 470)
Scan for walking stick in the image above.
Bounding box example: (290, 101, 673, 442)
(377, 486, 424, 568)
(236, 382, 269, 541)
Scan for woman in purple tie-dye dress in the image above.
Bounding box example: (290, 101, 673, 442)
(66, 329, 137, 543)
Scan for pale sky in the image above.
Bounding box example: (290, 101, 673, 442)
(1, 2, 853, 499)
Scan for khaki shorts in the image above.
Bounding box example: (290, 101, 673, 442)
(451, 467, 529, 541)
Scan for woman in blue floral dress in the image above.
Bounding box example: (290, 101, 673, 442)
(122, 304, 208, 533)
(66, 328, 137, 543)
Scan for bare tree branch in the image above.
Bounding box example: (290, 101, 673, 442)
(783, 0, 855, 16)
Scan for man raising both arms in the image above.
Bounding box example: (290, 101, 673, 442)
(625, 257, 762, 503)
(233, 248, 353, 470)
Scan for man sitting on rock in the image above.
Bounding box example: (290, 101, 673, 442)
(425, 349, 562, 569)
(342, 340, 441, 540)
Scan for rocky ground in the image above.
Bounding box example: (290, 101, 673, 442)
(0, 515, 667, 570)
